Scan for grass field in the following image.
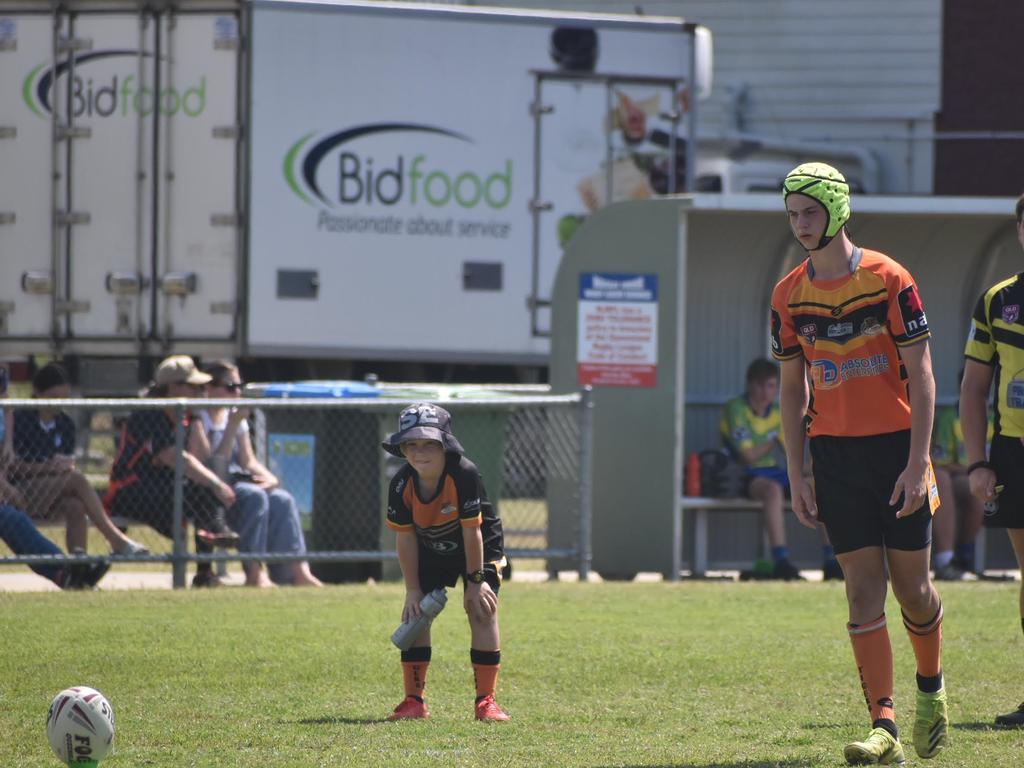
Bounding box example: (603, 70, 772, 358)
(2, 580, 1023, 767)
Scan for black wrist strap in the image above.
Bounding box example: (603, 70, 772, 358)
(966, 460, 994, 476)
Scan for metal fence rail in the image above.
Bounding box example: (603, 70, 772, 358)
(0, 391, 591, 588)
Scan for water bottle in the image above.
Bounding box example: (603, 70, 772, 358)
(390, 588, 448, 650)
(685, 452, 702, 496)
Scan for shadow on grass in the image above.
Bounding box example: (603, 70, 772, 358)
(295, 715, 387, 725)
(592, 762, 810, 768)
(953, 720, 1020, 732)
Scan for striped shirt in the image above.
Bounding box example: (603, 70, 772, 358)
(770, 247, 930, 437)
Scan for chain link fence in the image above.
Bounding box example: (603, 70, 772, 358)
(0, 390, 592, 588)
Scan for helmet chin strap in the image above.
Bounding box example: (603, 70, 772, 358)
(809, 233, 835, 251)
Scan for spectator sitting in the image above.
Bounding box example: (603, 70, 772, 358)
(7, 362, 148, 556)
(190, 360, 321, 587)
(0, 366, 107, 589)
(0, 500, 109, 589)
(103, 355, 239, 588)
(721, 358, 842, 581)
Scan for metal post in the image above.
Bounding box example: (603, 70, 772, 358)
(171, 401, 186, 588)
(577, 385, 594, 581)
(684, 23, 699, 193)
(604, 83, 613, 207)
(528, 74, 549, 338)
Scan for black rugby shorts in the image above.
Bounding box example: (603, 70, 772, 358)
(984, 434, 1024, 529)
(810, 430, 933, 554)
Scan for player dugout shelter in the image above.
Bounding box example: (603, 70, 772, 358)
(548, 193, 1018, 579)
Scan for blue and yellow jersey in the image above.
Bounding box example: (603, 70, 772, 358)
(964, 272, 1024, 437)
(770, 247, 930, 437)
(932, 405, 994, 466)
(720, 395, 785, 469)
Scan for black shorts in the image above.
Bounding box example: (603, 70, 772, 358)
(417, 549, 506, 593)
(985, 435, 1024, 529)
(810, 430, 933, 555)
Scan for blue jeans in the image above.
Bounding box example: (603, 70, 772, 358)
(229, 483, 308, 584)
(0, 503, 63, 584)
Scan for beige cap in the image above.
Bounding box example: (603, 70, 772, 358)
(154, 355, 212, 386)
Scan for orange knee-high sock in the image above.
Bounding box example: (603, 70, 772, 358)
(400, 647, 431, 700)
(849, 614, 896, 726)
(470, 648, 501, 701)
(903, 603, 943, 689)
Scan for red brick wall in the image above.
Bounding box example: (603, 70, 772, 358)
(934, 1, 1024, 195)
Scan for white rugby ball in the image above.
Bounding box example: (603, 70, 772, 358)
(46, 686, 115, 765)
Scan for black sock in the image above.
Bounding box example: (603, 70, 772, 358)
(916, 671, 943, 694)
(873, 718, 898, 740)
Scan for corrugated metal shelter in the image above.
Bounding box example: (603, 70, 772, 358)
(550, 192, 1021, 575)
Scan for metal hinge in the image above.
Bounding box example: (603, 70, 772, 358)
(55, 300, 91, 314)
(55, 124, 92, 141)
(528, 200, 553, 213)
(212, 125, 240, 140)
(54, 211, 91, 226)
(57, 36, 93, 53)
(0, 126, 15, 139)
(210, 301, 236, 315)
(210, 213, 242, 227)
(530, 102, 554, 117)
(0, 212, 14, 225)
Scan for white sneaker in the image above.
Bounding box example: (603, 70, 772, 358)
(115, 539, 150, 556)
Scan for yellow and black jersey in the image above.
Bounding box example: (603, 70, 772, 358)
(770, 247, 930, 437)
(385, 453, 504, 560)
(965, 272, 1024, 437)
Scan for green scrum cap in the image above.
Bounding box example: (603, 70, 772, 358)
(782, 162, 851, 247)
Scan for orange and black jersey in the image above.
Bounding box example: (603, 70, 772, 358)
(770, 247, 930, 437)
(104, 410, 189, 507)
(385, 453, 504, 561)
(965, 272, 1024, 437)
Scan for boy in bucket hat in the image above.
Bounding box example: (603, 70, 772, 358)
(773, 163, 948, 763)
(381, 403, 510, 722)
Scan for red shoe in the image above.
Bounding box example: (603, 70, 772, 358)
(474, 694, 510, 722)
(387, 696, 428, 721)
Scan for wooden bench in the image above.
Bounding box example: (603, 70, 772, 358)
(679, 496, 1014, 577)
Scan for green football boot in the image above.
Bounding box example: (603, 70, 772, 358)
(913, 687, 949, 758)
(843, 727, 906, 765)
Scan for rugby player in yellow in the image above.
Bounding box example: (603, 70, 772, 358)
(771, 163, 948, 763)
(960, 192, 1024, 728)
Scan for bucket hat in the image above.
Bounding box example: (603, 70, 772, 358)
(382, 403, 465, 457)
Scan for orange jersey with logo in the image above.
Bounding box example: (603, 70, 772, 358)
(770, 247, 930, 437)
(385, 453, 504, 560)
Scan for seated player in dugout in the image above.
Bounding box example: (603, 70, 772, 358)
(930, 367, 988, 581)
(720, 357, 843, 581)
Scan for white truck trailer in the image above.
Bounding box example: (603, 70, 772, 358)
(0, 0, 710, 386)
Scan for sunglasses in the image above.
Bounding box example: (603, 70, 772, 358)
(216, 382, 243, 391)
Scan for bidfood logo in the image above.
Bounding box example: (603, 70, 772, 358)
(22, 50, 207, 119)
(284, 123, 512, 210)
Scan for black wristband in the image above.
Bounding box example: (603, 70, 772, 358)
(966, 461, 994, 476)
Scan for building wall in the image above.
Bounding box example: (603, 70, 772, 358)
(934, 0, 1024, 196)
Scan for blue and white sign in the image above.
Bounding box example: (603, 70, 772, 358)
(577, 272, 658, 387)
